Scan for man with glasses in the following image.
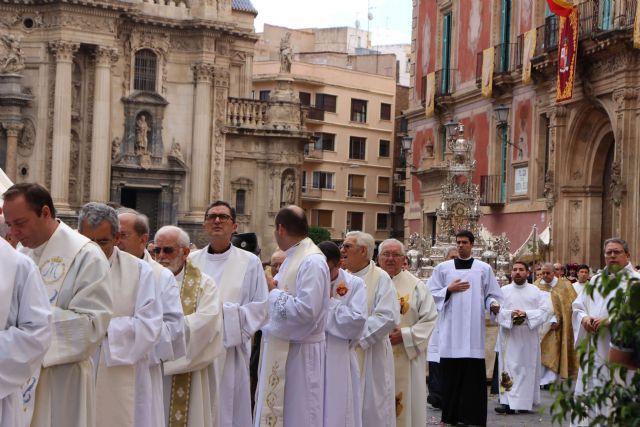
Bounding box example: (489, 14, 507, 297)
(117, 209, 185, 427)
(78, 202, 163, 427)
(572, 238, 640, 425)
(341, 231, 399, 427)
(536, 262, 578, 389)
(154, 225, 224, 427)
(427, 230, 503, 427)
(189, 200, 267, 427)
(378, 238, 437, 427)
(2, 183, 112, 427)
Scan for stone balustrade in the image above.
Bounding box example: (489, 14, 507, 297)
(226, 97, 268, 128)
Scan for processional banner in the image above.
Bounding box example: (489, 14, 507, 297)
(481, 47, 494, 98)
(522, 28, 537, 84)
(556, 7, 578, 102)
(425, 72, 436, 118)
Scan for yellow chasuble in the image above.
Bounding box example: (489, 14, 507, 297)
(537, 278, 578, 379)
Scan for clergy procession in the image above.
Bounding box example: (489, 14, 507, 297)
(0, 180, 638, 427)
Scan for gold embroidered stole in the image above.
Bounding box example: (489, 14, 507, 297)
(169, 260, 201, 427)
(392, 270, 419, 423)
(96, 248, 139, 427)
(258, 238, 322, 427)
(354, 261, 382, 375)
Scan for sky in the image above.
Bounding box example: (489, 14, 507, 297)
(250, 0, 412, 46)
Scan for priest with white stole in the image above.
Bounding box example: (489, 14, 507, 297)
(572, 238, 640, 426)
(154, 226, 225, 427)
(428, 230, 503, 427)
(78, 202, 164, 427)
(117, 209, 185, 427)
(0, 235, 51, 427)
(341, 231, 400, 427)
(493, 260, 552, 415)
(317, 241, 367, 427)
(189, 201, 267, 427)
(2, 183, 113, 427)
(378, 238, 437, 427)
(225, 205, 330, 426)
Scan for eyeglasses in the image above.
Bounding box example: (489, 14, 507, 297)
(153, 246, 178, 255)
(605, 250, 624, 256)
(340, 243, 354, 250)
(205, 213, 232, 222)
(380, 252, 404, 258)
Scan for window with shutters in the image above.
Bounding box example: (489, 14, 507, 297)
(235, 189, 246, 214)
(350, 98, 368, 122)
(312, 171, 335, 189)
(376, 213, 389, 230)
(348, 175, 365, 198)
(312, 209, 333, 228)
(299, 92, 311, 106)
(380, 103, 391, 120)
(379, 140, 390, 157)
(377, 177, 390, 194)
(346, 211, 364, 231)
(349, 137, 366, 160)
(316, 93, 337, 112)
(314, 133, 336, 151)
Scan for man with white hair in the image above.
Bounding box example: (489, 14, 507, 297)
(378, 238, 437, 427)
(117, 209, 184, 427)
(341, 231, 399, 427)
(154, 225, 224, 427)
(79, 202, 163, 427)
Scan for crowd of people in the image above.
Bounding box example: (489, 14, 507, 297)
(0, 181, 638, 427)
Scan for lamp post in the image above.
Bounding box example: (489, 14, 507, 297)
(493, 104, 510, 202)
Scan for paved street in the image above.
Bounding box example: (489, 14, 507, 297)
(427, 388, 557, 426)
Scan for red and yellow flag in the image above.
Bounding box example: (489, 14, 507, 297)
(546, 0, 574, 17)
(556, 7, 578, 102)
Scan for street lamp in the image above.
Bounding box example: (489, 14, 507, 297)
(493, 104, 510, 127)
(401, 135, 413, 153)
(444, 119, 459, 139)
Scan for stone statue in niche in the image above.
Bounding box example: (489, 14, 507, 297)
(279, 32, 292, 74)
(281, 173, 295, 205)
(0, 34, 25, 74)
(135, 115, 150, 155)
(169, 138, 185, 165)
(111, 137, 122, 162)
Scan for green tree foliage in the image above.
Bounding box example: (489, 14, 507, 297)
(550, 269, 640, 426)
(308, 225, 331, 244)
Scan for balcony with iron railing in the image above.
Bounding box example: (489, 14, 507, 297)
(475, 42, 521, 91)
(480, 175, 506, 206)
(420, 69, 455, 111)
(306, 105, 325, 121)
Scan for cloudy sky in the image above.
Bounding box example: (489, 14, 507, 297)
(250, 0, 412, 45)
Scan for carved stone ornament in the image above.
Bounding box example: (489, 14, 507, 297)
(192, 63, 215, 83)
(569, 232, 581, 256)
(49, 41, 79, 62)
(279, 32, 293, 74)
(612, 87, 639, 109)
(94, 47, 119, 67)
(0, 34, 25, 74)
(609, 160, 625, 207)
(168, 138, 185, 165)
(18, 118, 35, 157)
(543, 170, 555, 210)
(111, 137, 122, 162)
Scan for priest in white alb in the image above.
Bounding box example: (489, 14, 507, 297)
(428, 230, 503, 427)
(572, 238, 640, 426)
(225, 205, 330, 426)
(378, 238, 437, 427)
(189, 201, 267, 427)
(3, 183, 113, 427)
(154, 226, 225, 427)
(318, 241, 367, 427)
(78, 203, 164, 427)
(118, 209, 185, 427)
(493, 260, 551, 414)
(0, 236, 51, 427)
(341, 231, 399, 427)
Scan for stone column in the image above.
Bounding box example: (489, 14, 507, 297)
(89, 47, 118, 202)
(547, 105, 568, 261)
(189, 63, 215, 216)
(2, 122, 23, 181)
(210, 66, 230, 201)
(49, 41, 79, 210)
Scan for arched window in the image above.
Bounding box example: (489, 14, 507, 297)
(236, 189, 246, 215)
(134, 49, 157, 92)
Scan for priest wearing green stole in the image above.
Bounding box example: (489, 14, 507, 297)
(378, 238, 437, 427)
(154, 226, 224, 427)
(3, 183, 113, 427)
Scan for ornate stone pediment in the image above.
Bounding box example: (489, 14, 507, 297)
(122, 91, 168, 106)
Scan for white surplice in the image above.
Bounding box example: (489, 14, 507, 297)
(190, 245, 267, 427)
(162, 265, 224, 427)
(142, 251, 185, 427)
(324, 269, 367, 427)
(571, 263, 640, 426)
(428, 258, 502, 359)
(495, 282, 551, 411)
(95, 247, 163, 427)
(392, 271, 437, 427)
(22, 222, 112, 427)
(350, 261, 400, 427)
(572, 281, 586, 299)
(225, 241, 330, 427)
(0, 239, 51, 427)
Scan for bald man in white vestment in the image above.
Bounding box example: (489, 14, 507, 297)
(155, 226, 225, 427)
(0, 237, 51, 427)
(3, 183, 112, 427)
(341, 231, 400, 427)
(79, 203, 164, 427)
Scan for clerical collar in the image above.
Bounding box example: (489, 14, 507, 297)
(543, 276, 558, 287)
(208, 243, 231, 255)
(454, 257, 474, 270)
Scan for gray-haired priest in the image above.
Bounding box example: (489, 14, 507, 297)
(79, 203, 164, 427)
(2, 183, 113, 427)
(153, 225, 224, 427)
(378, 238, 437, 427)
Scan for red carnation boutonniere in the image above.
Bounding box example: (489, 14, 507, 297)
(335, 282, 349, 297)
